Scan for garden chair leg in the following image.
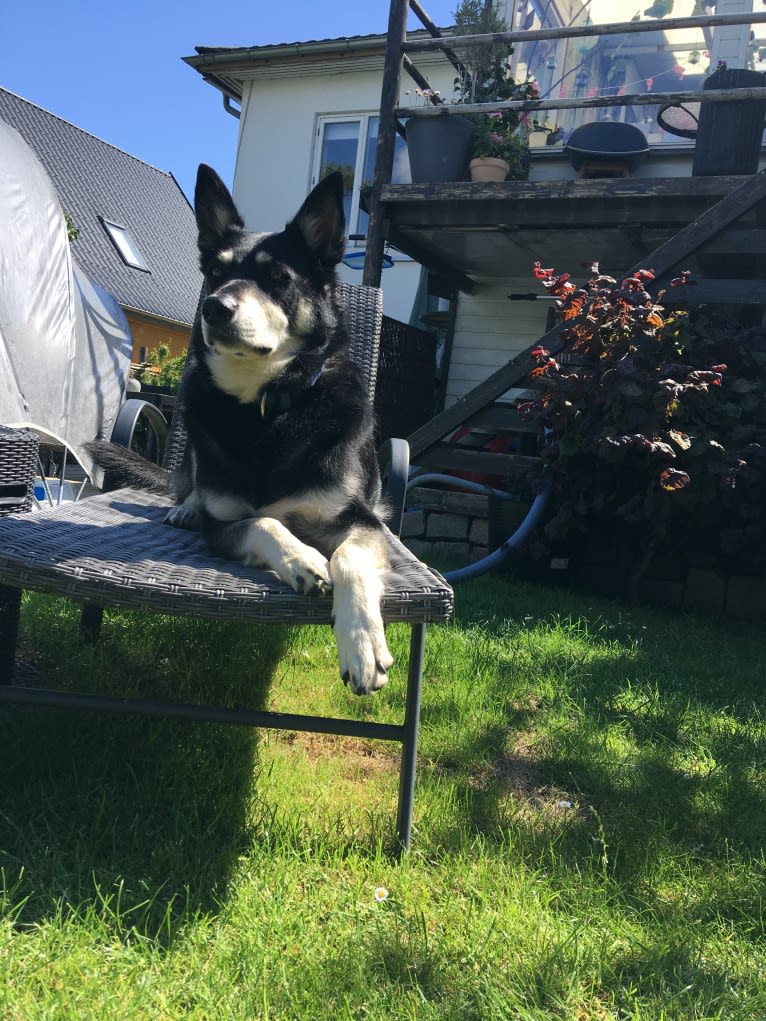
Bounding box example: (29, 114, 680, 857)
(0, 585, 21, 683)
(80, 605, 104, 643)
(396, 622, 426, 853)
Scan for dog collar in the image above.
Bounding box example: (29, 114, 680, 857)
(259, 361, 325, 419)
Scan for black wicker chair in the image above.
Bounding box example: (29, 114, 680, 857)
(0, 282, 453, 851)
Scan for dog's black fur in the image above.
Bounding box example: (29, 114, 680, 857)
(89, 165, 392, 695)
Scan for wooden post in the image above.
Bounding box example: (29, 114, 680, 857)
(363, 0, 408, 288)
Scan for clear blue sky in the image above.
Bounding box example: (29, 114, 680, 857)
(3, 1, 458, 203)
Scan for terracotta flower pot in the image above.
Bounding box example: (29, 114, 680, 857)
(469, 157, 510, 182)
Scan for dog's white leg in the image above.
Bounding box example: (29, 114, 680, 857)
(330, 530, 393, 695)
(240, 517, 332, 596)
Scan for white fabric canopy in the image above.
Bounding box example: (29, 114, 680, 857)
(0, 119, 131, 479)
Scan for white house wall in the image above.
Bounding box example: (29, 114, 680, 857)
(230, 57, 455, 323)
(446, 280, 550, 406)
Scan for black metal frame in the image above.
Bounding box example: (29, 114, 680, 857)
(0, 617, 426, 852)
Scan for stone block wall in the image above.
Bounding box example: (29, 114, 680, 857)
(398, 485, 766, 621)
(400, 487, 490, 565)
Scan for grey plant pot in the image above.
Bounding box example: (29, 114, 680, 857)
(405, 114, 474, 183)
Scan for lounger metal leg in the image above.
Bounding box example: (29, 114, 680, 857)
(396, 621, 426, 853)
(0, 584, 21, 683)
(80, 605, 104, 643)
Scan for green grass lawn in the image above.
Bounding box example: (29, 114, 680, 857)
(1, 572, 764, 1020)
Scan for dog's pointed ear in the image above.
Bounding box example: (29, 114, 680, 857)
(194, 164, 244, 244)
(289, 172, 346, 268)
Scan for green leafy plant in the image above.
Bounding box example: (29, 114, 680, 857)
(525, 262, 766, 580)
(137, 343, 186, 393)
(451, 0, 518, 107)
(451, 0, 538, 173)
(64, 211, 79, 243)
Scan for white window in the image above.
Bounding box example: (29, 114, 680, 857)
(99, 217, 149, 271)
(314, 114, 411, 243)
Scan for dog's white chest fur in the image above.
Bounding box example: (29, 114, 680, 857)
(205, 347, 294, 404)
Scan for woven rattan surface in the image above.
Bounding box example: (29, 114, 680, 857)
(0, 427, 39, 515)
(336, 281, 383, 402)
(0, 489, 453, 624)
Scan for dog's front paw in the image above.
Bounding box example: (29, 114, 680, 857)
(282, 548, 332, 596)
(334, 614, 393, 696)
(164, 503, 201, 531)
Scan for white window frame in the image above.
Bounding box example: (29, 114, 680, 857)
(312, 112, 411, 249)
(312, 113, 374, 245)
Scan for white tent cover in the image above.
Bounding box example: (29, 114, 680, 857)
(0, 118, 132, 479)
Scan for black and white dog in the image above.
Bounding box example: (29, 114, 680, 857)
(94, 165, 393, 695)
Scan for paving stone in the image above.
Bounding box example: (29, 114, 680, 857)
(469, 519, 489, 546)
(400, 510, 425, 538)
(426, 513, 469, 541)
(433, 541, 472, 562)
(402, 538, 434, 559)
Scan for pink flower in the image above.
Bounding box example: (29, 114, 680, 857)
(488, 111, 503, 120)
(490, 132, 504, 145)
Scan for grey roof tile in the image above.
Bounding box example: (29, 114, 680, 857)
(0, 86, 201, 326)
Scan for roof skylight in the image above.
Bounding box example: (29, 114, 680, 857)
(99, 217, 149, 271)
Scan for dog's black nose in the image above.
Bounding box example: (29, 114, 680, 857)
(202, 293, 237, 325)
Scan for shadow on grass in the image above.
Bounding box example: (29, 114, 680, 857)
(0, 595, 292, 943)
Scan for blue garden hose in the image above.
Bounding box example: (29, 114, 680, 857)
(405, 473, 550, 583)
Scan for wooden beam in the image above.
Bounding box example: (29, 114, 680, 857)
(402, 54, 445, 103)
(407, 0, 466, 77)
(629, 169, 766, 278)
(468, 404, 539, 433)
(434, 292, 459, 415)
(407, 336, 569, 458)
(397, 86, 766, 120)
(416, 445, 540, 474)
(382, 177, 747, 207)
(378, 177, 749, 235)
(363, 0, 408, 288)
(662, 279, 766, 304)
(403, 11, 766, 51)
(699, 228, 766, 255)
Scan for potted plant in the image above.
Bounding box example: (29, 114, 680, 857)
(469, 110, 532, 181)
(406, 0, 534, 183)
(454, 0, 535, 181)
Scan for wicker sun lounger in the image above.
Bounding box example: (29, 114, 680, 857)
(0, 283, 454, 851)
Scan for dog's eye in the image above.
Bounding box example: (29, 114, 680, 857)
(209, 265, 224, 279)
(270, 266, 287, 282)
